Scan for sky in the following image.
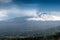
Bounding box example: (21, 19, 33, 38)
(0, 0, 60, 21)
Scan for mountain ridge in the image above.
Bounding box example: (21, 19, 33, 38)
(0, 16, 60, 36)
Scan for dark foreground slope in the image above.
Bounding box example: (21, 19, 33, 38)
(0, 16, 60, 36)
(0, 32, 60, 40)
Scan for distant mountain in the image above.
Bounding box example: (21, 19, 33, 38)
(44, 26, 60, 35)
(0, 16, 60, 36)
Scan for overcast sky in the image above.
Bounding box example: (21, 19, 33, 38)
(0, 0, 60, 20)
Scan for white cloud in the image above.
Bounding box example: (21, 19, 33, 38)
(0, 10, 8, 16)
(50, 11, 60, 16)
(27, 14, 60, 21)
(9, 8, 37, 16)
(41, 11, 60, 16)
(0, 8, 37, 20)
(0, 10, 9, 20)
(0, 7, 60, 21)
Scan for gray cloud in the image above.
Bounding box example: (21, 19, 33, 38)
(0, 0, 12, 3)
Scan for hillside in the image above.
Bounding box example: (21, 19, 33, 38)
(0, 16, 60, 36)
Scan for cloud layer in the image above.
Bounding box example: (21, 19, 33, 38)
(0, 7, 37, 20)
(0, 0, 60, 21)
(0, 7, 60, 21)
